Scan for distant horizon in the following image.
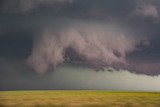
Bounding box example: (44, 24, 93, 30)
(1, 66, 160, 91)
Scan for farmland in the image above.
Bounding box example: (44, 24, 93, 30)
(0, 90, 160, 107)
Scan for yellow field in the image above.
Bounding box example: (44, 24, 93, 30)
(0, 90, 160, 107)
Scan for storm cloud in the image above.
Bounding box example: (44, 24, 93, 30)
(0, 0, 73, 13)
(27, 20, 143, 74)
(0, 0, 160, 76)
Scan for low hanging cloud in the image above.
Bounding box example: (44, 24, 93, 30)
(27, 24, 160, 76)
(129, 61, 160, 76)
(1, 0, 160, 76)
(27, 20, 145, 74)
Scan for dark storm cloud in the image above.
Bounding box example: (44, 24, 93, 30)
(0, 0, 73, 13)
(131, 0, 160, 18)
(27, 20, 142, 73)
(0, 0, 160, 76)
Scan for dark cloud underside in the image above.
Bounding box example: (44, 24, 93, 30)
(0, 0, 160, 77)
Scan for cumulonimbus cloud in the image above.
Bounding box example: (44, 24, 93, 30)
(27, 20, 145, 74)
(1, 0, 160, 76)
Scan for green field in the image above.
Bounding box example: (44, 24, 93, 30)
(0, 91, 160, 107)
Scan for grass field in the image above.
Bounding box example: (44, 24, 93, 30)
(0, 90, 160, 107)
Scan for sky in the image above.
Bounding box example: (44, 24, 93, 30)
(0, 0, 160, 91)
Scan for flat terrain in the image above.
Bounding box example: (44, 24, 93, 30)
(0, 90, 160, 107)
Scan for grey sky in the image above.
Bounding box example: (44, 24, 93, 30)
(1, 63, 160, 91)
(0, 0, 160, 91)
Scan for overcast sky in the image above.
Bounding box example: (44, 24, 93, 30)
(0, 0, 160, 91)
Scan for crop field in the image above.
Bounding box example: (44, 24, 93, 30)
(0, 90, 160, 107)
